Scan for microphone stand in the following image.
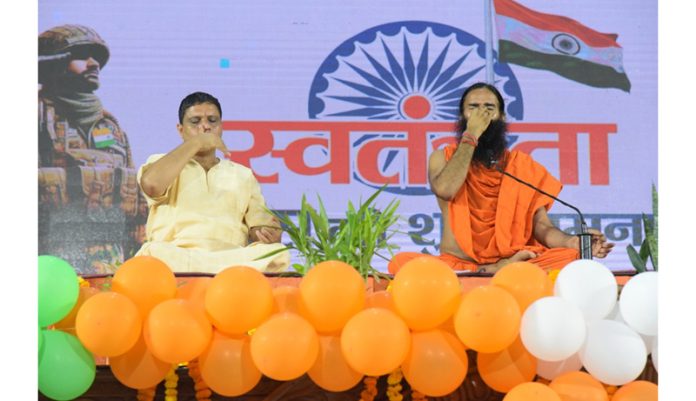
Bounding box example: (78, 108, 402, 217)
(493, 164, 593, 259)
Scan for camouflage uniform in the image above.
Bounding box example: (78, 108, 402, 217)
(38, 25, 146, 274)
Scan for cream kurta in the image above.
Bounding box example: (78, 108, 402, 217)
(135, 154, 289, 273)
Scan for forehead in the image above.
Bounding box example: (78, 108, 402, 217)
(184, 102, 220, 118)
(463, 88, 500, 106)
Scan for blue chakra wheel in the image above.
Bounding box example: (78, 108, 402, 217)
(308, 21, 524, 121)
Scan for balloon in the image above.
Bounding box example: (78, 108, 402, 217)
(112, 256, 177, 319)
(612, 380, 658, 401)
(549, 371, 609, 401)
(579, 319, 647, 386)
(619, 272, 658, 336)
(536, 352, 583, 380)
(54, 286, 100, 335)
(38, 255, 79, 327)
(299, 260, 366, 334)
(520, 296, 586, 361)
(391, 257, 461, 331)
(176, 277, 211, 314)
(491, 262, 553, 313)
(199, 331, 261, 396)
(76, 292, 141, 357)
(477, 336, 537, 393)
(454, 286, 520, 353)
(365, 290, 397, 313)
(554, 260, 617, 321)
(402, 329, 468, 397)
(144, 299, 212, 364)
(205, 266, 274, 336)
(272, 285, 305, 315)
(110, 333, 172, 389)
(39, 330, 96, 401)
(308, 335, 363, 392)
(341, 308, 411, 376)
(503, 382, 561, 401)
(250, 313, 319, 381)
(606, 303, 655, 354)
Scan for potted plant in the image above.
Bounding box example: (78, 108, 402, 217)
(262, 187, 401, 280)
(626, 184, 658, 272)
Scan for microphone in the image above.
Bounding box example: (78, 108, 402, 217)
(490, 155, 593, 259)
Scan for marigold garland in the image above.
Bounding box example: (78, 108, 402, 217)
(164, 366, 179, 401)
(360, 376, 378, 401)
(386, 368, 403, 401)
(187, 359, 212, 401)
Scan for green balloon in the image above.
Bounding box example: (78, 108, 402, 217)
(38, 255, 79, 327)
(39, 330, 95, 401)
(39, 328, 45, 362)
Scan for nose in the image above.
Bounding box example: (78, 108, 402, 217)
(86, 57, 100, 69)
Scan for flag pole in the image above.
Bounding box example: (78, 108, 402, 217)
(484, 0, 494, 84)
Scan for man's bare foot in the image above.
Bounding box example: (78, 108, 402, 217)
(477, 250, 537, 273)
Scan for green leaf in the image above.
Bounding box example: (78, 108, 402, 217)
(626, 244, 647, 272)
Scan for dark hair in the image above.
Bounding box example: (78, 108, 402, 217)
(458, 82, 505, 116)
(178, 92, 222, 123)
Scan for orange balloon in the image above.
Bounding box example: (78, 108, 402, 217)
(365, 290, 397, 313)
(272, 286, 304, 315)
(75, 292, 142, 357)
(176, 277, 211, 314)
(54, 286, 100, 334)
(391, 257, 461, 331)
(144, 299, 212, 364)
(112, 256, 177, 319)
(308, 335, 364, 392)
(491, 262, 553, 313)
(198, 331, 261, 397)
(611, 381, 658, 401)
(110, 334, 172, 389)
(454, 285, 520, 353)
(340, 308, 411, 376)
(250, 313, 319, 381)
(504, 382, 562, 401)
(549, 371, 608, 401)
(205, 266, 273, 336)
(402, 329, 469, 397)
(477, 336, 537, 393)
(299, 260, 366, 334)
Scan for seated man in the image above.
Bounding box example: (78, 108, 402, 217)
(389, 83, 613, 274)
(135, 92, 289, 273)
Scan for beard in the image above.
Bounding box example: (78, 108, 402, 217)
(455, 116, 508, 168)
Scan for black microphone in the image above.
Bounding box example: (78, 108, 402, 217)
(489, 155, 593, 259)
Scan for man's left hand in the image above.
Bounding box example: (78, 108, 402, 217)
(588, 228, 614, 258)
(250, 226, 282, 244)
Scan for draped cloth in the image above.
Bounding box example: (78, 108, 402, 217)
(388, 146, 577, 274)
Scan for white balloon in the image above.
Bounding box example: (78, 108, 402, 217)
(651, 337, 658, 372)
(520, 296, 587, 362)
(579, 319, 647, 385)
(554, 259, 617, 321)
(536, 352, 583, 380)
(619, 271, 658, 336)
(608, 303, 654, 354)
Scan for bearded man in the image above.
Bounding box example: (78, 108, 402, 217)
(389, 82, 613, 274)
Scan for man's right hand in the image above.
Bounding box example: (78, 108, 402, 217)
(464, 107, 494, 139)
(195, 132, 229, 154)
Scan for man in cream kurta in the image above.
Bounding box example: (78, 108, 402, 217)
(135, 92, 289, 273)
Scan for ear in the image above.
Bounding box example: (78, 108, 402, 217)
(176, 123, 184, 140)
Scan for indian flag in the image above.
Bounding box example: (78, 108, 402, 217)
(493, 0, 631, 92)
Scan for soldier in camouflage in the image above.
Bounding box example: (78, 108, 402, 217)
(38, 24, 145, 274)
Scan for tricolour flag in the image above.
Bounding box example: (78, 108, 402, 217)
(493, 0, 630, 92)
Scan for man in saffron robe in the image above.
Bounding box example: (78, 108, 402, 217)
(389, 83, 613, 274)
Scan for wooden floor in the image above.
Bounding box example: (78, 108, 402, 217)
(38, 352, 657, 401)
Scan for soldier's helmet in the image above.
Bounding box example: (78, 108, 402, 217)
(39, 24, 110, 68)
